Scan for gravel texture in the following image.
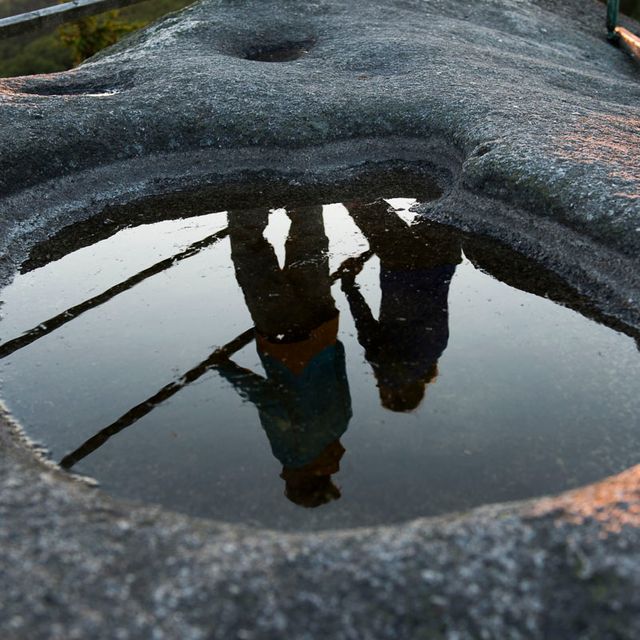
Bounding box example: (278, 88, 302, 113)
(0, 0, 639, 637)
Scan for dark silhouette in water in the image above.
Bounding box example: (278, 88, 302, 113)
(219, 207, 352, 508)
(342, 200, 461, 412)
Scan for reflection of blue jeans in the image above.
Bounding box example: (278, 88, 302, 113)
(375, 264, 455, 388)
(258, 342, 352, 468)
(228, 207, 336, 341)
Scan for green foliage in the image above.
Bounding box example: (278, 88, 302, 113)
(58, 11, 142, 66)
(0, 31, 72, 77)
(0, 0, 192, 77)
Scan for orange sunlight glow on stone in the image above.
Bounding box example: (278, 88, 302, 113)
(555, 114, 640, 191)
(532, 464, 640, 534)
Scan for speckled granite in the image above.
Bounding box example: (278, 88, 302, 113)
(0, 0, 639, 637)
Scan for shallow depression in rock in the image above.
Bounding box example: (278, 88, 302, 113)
(243, 39, 315, 62)
(0, 196, 639, 531)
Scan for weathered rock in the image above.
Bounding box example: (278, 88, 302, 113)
(1, 0, 640, 637)
(0, 0, 638, 322)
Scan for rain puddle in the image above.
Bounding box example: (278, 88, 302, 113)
(1, 196, 639, 531)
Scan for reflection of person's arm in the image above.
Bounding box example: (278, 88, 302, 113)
(341, 279, 378, 353)
(215, 359, 275, 411)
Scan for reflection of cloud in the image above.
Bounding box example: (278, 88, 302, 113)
(532, 464, 640, 534)
(555, 114, 640, 189)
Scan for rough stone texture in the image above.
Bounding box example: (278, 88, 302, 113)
(0, 0, 638, 320)
(3, 413, 640, 640)
(1, 0, 640, 637)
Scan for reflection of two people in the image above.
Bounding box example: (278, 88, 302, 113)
(220, 201, 460, 508)
(218, 207, 351, 508)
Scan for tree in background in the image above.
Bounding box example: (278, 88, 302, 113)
(58, 11, 141, 65)
(0, 0, 639, 77)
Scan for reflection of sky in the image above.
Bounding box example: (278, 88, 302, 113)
(0, 211, 228, 341)
(1, 204, 639, 531)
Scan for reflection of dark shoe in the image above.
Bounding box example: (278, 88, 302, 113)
(280, 440, 346, 508)
(227, 208, 269, 233)
(282, 474, 341, 509)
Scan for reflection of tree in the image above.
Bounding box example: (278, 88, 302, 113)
(219, 207, 352, 508)
(342, 200, 461, 412)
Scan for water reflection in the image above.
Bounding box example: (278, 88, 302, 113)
(219, 207, 351, 507)
(1, 195, 639, 528)
(343, 200, 460, 412)
(218, 202, 463, 505)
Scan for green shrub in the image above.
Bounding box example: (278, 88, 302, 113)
(58, 11, 142, 65)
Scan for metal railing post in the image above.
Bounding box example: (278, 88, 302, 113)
(607, 0, 620, 41)
(0, 0, 147, 39)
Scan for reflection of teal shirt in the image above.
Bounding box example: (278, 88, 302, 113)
(217, 342, 352, 468)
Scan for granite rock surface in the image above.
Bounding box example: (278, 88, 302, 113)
(1, 0, 640, 637)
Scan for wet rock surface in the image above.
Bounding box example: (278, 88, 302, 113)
(1, 0, 640, 637)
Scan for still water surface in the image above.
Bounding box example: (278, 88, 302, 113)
(1, 198, 639, 530)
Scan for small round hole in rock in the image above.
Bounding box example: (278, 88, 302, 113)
(244, 39, 315, 62)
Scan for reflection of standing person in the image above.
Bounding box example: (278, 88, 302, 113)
(217, 207, 352, 508)
(342, 200, 461, 412)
